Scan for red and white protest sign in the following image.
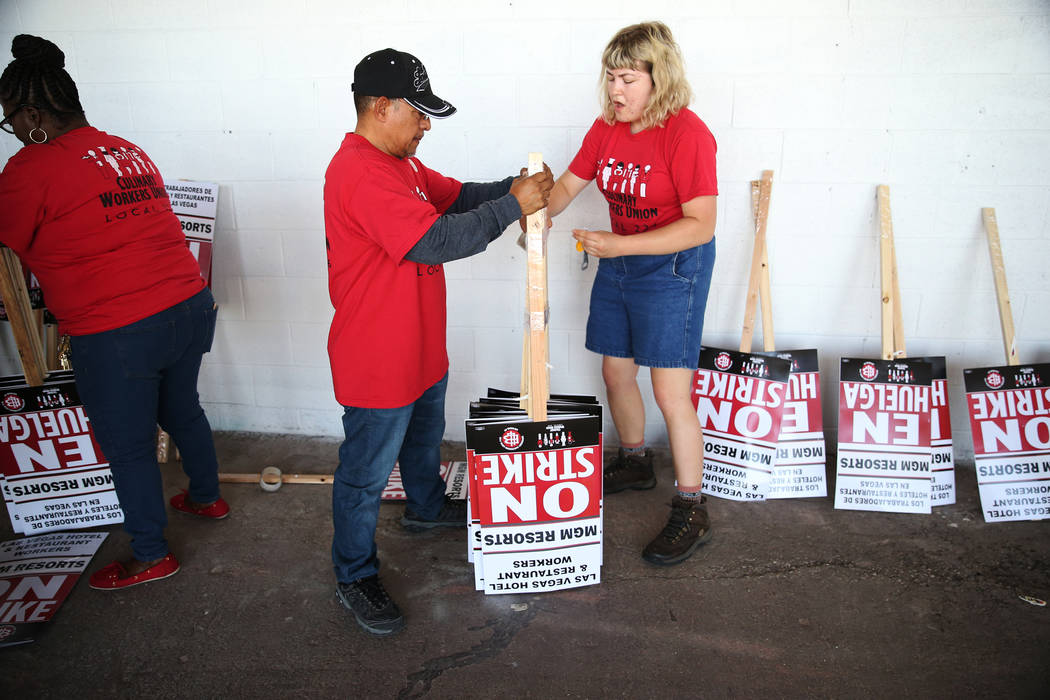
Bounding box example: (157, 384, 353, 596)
(916, 356, 956, 506)
(693, 348, 791, 502)
(758, 349, 827, 499)
(0, 531, 107, 647)
(965, 363, 1050, 523)
(835, 358, 933, 514)
(382, 461, 468, 501)
(165, 180, 217, 286)
(466, 413, 602, 595)
(0, 373, 122, 534)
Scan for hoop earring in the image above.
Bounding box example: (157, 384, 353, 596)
(29, 127, 48, 144)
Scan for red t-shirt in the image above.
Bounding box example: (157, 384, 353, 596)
(324, 133, 462, 408)
(568, 108, 718, 235)
(0, 127, 205, 335)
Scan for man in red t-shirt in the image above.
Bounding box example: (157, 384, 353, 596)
(325, 48, 552, 636)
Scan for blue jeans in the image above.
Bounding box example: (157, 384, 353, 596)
(70, 288, 220, 561)
(332, 373, 448, 583)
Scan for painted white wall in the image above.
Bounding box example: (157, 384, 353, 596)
(1, 0, 1048, 458)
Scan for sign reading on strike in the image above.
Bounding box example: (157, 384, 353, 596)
(757, 349, 827, 499)
(964, 363, 1050, 523)
(0, 373, 122, 534)
(693, 347, 791, 502)
(0, 531, 107, 647)
(915, 356, 955, 506)
(466, 411, 602, 595)
(835, 358, 933, 514)
(164, 180, 217, 286)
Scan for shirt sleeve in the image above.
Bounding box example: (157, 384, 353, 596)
(0, 152, 47, 254)
(345, 162, 447, 263)
(417, 159, 463, 214)
(669, 118, 718, 202)
(567, 117, 606, 182)
(404, 192, 521, 265)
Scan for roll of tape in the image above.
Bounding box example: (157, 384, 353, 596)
(259, 466, 283, 492)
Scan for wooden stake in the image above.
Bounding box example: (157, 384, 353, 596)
(0, 247, 47, 385)
(524, 152, 549, 421)
(877, 186, 903, 360)
(740, 170, 775, 352)
(219, 472, 333, 485)
(982, 207, 1019, 366)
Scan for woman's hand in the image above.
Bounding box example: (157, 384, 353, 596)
(572, 228, 621, 258)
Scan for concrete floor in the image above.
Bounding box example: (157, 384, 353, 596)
(2, 431, 1048, 698)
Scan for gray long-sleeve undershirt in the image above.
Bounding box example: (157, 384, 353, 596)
(404, 176, 521, 265)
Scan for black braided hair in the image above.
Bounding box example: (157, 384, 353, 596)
(0, 35, 84, 121)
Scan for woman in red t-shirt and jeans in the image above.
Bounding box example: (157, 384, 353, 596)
(546, 22, 718, 566)
(0, 35, 228, 589)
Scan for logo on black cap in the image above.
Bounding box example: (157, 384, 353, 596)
(352, 48, 456, 119)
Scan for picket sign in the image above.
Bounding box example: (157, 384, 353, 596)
(727, 172, 828, 499)
(520, 153, 550, 422)
(834, 186, 937, 514)
(964, 209, 1049, 523)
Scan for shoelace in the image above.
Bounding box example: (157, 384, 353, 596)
(658, 505, 693, 543)
(357, 578, 392, 608)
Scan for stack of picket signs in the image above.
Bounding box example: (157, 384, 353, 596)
(465, 391, 603, 595)
(0, 531, 108, 647)
(693, 172, 830, 504)
(0, 371, 122, 535)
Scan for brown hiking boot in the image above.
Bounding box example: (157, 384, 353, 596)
(603, 448, 656, 494)
(642, 496, 712, 565)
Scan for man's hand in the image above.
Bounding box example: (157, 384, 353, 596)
(510, 163, 554, 217)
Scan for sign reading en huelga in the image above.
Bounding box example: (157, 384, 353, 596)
(835, 358, 933, 514)
(964, 363, 1050, 523)
(0, 373, 122, 534)
(164, 180, 217, 286)
(693, 347, 791, 502)
(0, 531, 107, 647)
(755, 349, 828, 499)
(466, 413, 602, 595)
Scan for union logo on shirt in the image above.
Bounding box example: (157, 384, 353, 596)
(597, 157, 652, 198)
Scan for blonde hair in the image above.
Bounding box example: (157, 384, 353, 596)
(599, 21, 692, 130)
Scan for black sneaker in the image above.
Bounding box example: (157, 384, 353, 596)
(400, 495, 467, 532)
(336, 575, 405, 636)
(603, 448, 656, 494)
(641, 496, 712, 566)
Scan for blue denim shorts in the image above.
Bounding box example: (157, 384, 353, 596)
(585, 239, 715, 368)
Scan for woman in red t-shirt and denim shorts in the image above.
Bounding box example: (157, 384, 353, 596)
(547, 21, 717, 566)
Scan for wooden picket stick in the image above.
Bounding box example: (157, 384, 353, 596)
(0, 247, 48, 386)
(982, 207, 1019, 366)
(740, 170, 775, 352)
(877, 186, 905, 360)
(524, 152, 549, 421)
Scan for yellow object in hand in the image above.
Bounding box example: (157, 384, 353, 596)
(575, 241, 584, 252)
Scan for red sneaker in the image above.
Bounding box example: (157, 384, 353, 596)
(89, 553, 180, 590)
(170, 490, 230, 519)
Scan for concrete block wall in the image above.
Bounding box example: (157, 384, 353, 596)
(1, 0, 1048, 459)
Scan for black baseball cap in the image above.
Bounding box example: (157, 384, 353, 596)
(351, 48, 456, 119)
